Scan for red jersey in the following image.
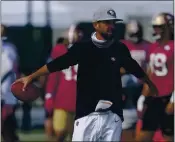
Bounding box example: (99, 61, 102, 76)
(148, 41, 174, 96)
(46, 44, 77, 112)
(121, 40, 151, 70)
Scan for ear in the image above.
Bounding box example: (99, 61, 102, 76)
(93, 22, 99, 30)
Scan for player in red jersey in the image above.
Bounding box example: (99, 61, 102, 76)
(122, 20, 151, 69)
(44, 37, 77, 142)
(136, 13, 174, 142)
(122, 20, 165, 142)
(121, 20, 151, 141)
(44, 37, 65, 139)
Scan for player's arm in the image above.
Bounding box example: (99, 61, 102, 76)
(170, 91, 174, 104)
(44, 51, 59, 107)
(141, 66, 152, 97)
(14, 43, 82, 90)
(45, 54, 60, 97)
(120, 44, 158, 96)
(166, 91, 174, 114)
(33, 43, 81, 78)
(1, 50, 17, 121)
(44, 72, 59, 117)
(44, 45, 63, 98)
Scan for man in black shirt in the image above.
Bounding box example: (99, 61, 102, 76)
(14, 7, 158, 141)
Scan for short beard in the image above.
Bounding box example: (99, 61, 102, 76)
(101, 32, 114, 40)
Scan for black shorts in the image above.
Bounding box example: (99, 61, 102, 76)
(122, 84, 143, 109)
(1, 107, 19, 141)
(142, 95, 174, 136)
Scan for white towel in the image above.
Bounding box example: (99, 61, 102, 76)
(95, 100, 113, 111)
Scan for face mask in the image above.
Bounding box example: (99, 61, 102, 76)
(152, 33, 161, 41)
(152, 25, 165, 41)
(129, 37, 139, 43)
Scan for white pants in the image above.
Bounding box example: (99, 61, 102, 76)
(72, 111, 122, 141)
(122, 109, 138, 130)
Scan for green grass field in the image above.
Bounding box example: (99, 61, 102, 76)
(17, 129, 72, 142)
(17, 129, 47, 142)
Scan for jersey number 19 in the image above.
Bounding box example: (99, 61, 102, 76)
(150, 53, 168, 76)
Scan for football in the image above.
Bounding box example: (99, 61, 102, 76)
(11, 81, 41, 102)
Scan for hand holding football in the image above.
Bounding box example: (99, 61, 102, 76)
(11, 81, 41, 102)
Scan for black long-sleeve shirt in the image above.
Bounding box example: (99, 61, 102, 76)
(47, 40, 145, 120)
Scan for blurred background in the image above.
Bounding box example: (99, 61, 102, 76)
(1, 1, 173, 141)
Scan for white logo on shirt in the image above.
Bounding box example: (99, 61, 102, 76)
(164, 45, 170, 51)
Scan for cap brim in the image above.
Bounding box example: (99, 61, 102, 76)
(115, 19, 124, 24)
(94, 18, 123, 22)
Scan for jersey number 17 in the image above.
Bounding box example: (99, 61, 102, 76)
(62, 64, 78, 81)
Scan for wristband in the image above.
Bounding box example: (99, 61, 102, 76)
(137, 95, 145, 112)
(45, 93, 52, 100)
(170, 91, 174, 103)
